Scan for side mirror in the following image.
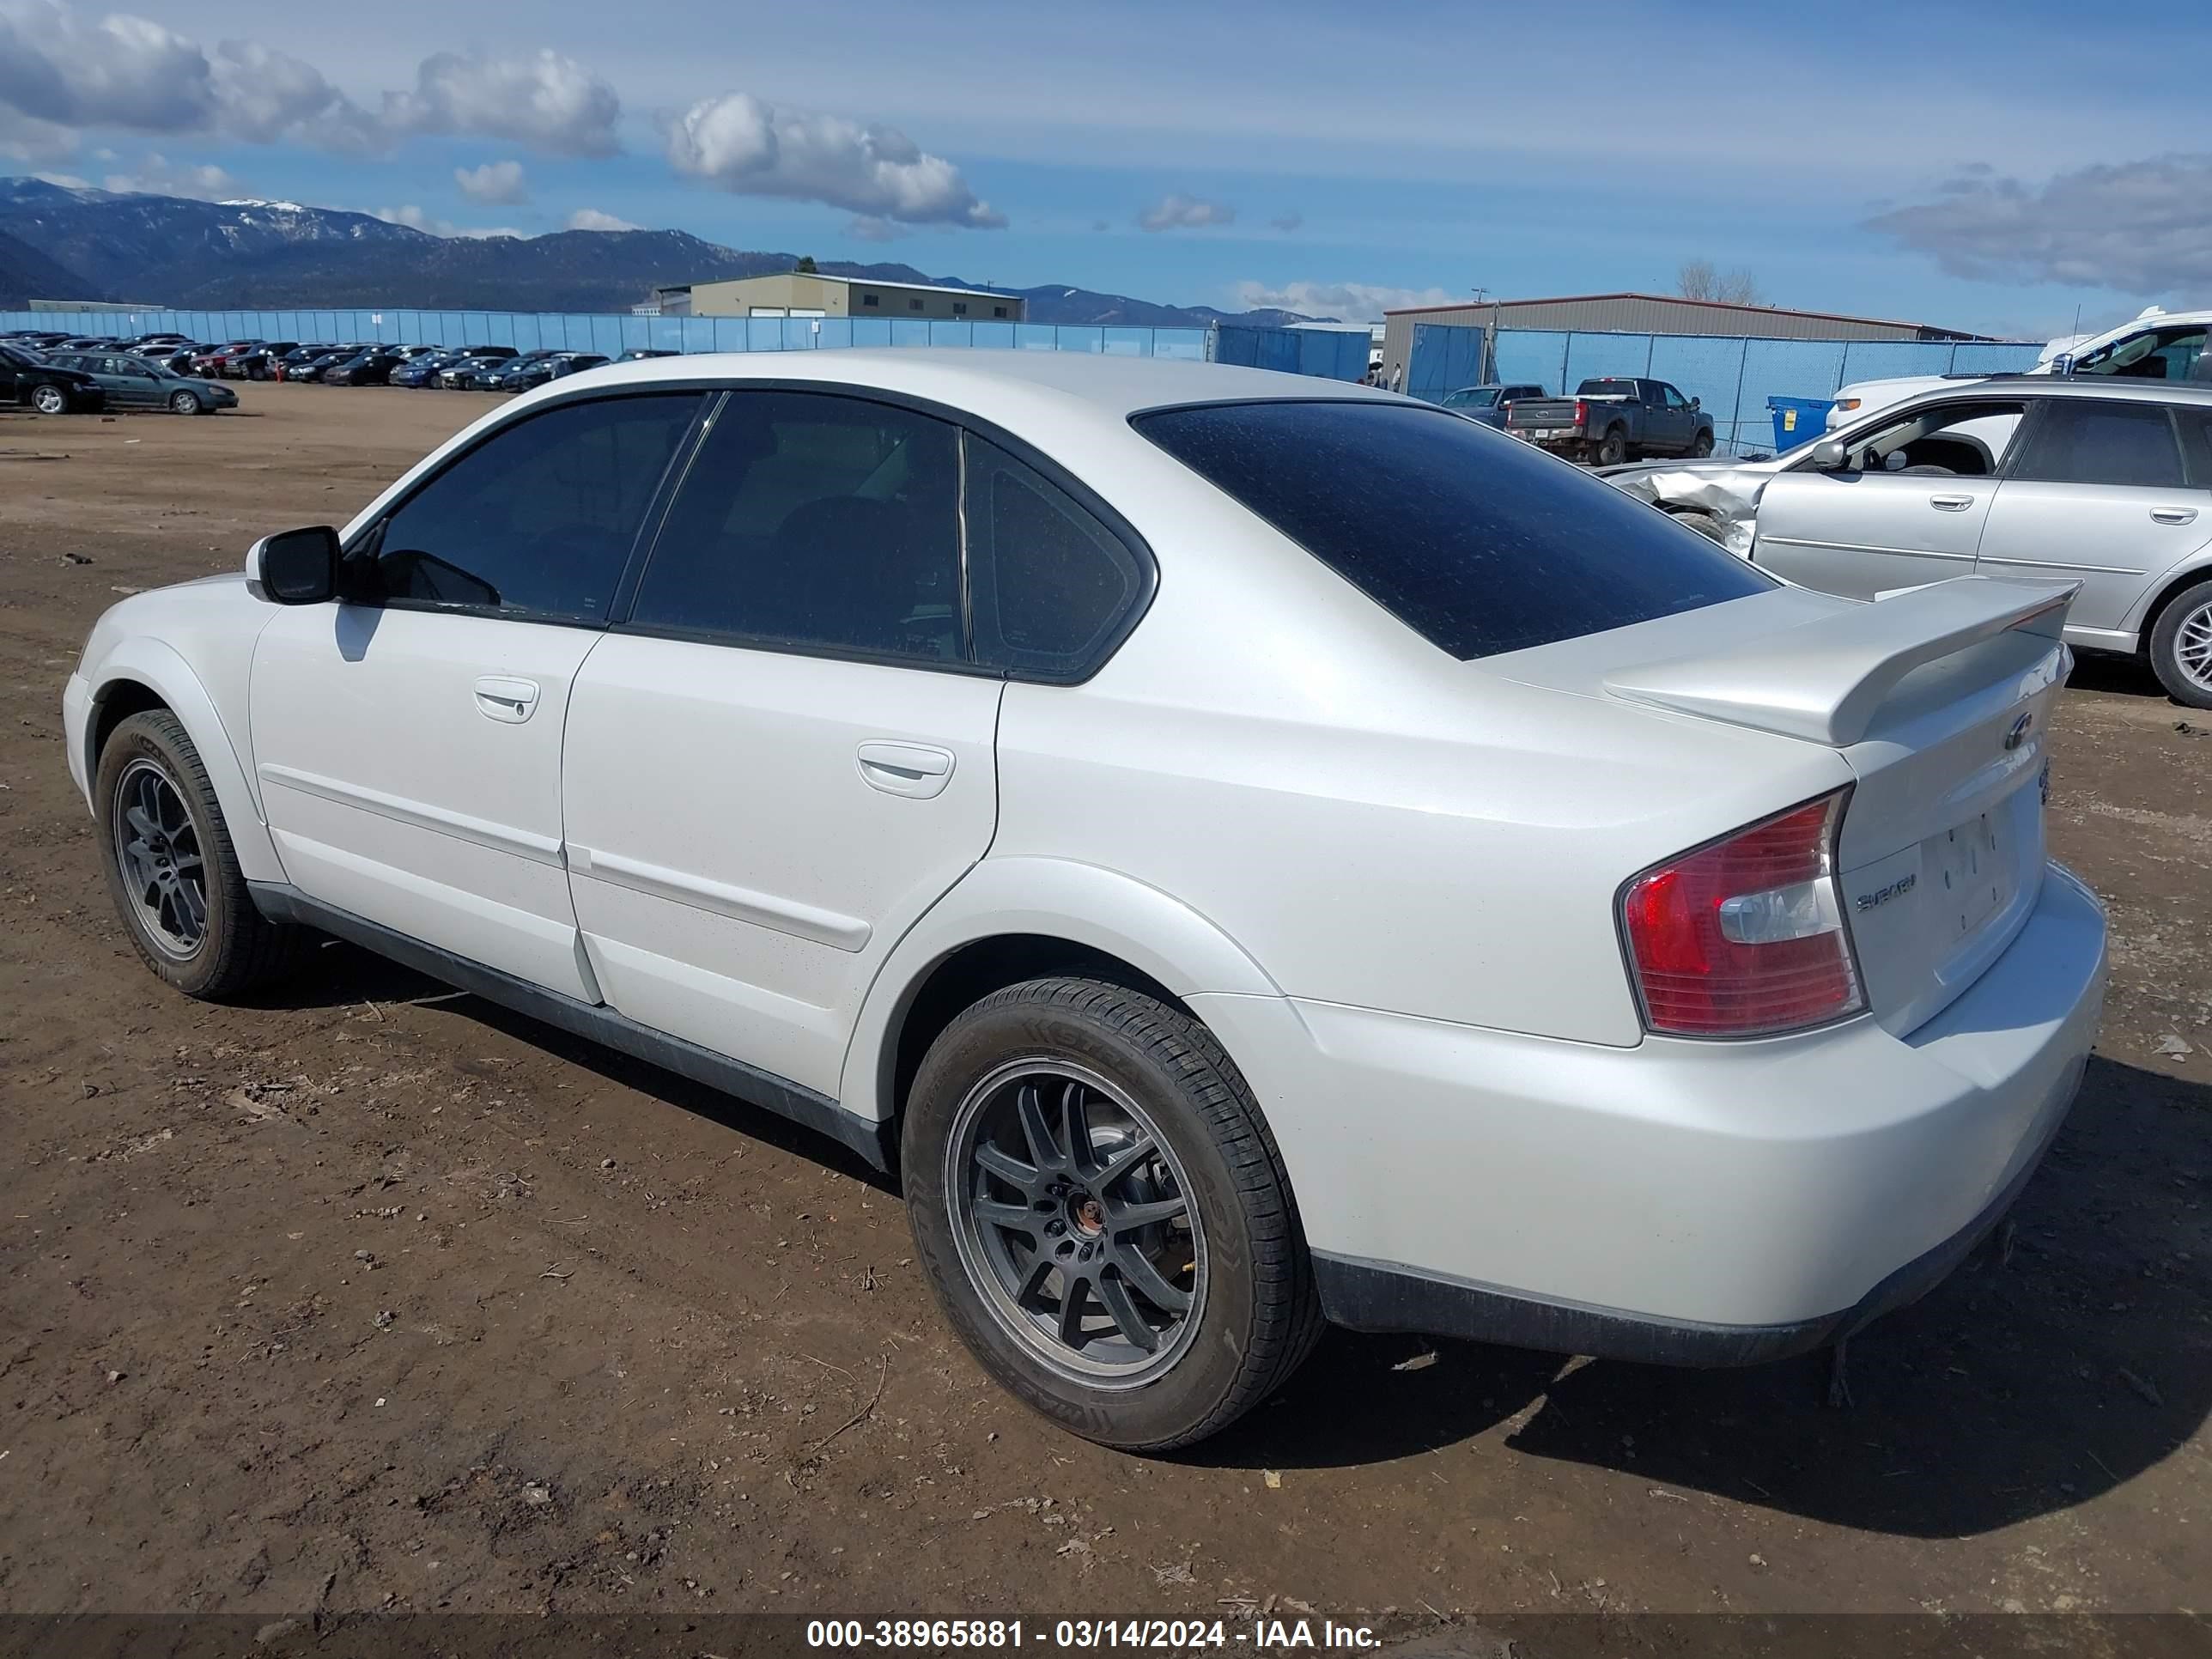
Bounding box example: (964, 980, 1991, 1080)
(246, 526, 339, 604)
(1810, 439, 1850, 471)
(1690, 396, 1701, 410)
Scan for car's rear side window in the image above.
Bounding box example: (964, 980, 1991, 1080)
(1132, 400, 1772, 660)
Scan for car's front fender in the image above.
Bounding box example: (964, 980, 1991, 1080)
(837, 855, 1283, 1124)
(77, 635, 284, 884)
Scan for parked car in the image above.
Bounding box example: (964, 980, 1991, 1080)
(466, 349, 558, 390)
(6, 331, 74, 349)
(190, 342, 262, 378)
(290, 347, 370, 384)
(0, 340, 104, 412)
(326, 350, 408, 386)
(55, 336, 119, 350)
(618, 348, 678, 362)
(42, 349, 237, 414)
(437, 348, 521, 389)
(142, 343, 205, 374)
(388, 350, 473, 387)
(227, 342, 301, 380)
(500, 351, 608, 392)
(63, 354, 2106, 1449)
(1438, 382, 1547, 430)
(1827, 307, 2212, 432)
(1601, 378, 2212, 708)
(270, 344, 336, 380)
(1506, 377, 1716, 464)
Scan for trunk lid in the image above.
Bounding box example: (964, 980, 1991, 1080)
(1495, 577, 2077, 1036)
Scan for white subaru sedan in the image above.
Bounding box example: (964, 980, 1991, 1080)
(63, 351, 2106, 1449)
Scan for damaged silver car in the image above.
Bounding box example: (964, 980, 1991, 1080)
(1599, 378, 2212, 709)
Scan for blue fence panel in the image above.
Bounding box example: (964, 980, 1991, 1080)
(1490, 328, 1569, 392)
(674, 317, 714, 353)
(1213, 325, 1300, 374)
(1155, 327, 1206, 362)
(969, 320, 1017, 351)
(1405, 322, 1486, 402)
(1951, 342, 2044, 375)
(740, 317, 781, 350)
(885, 319, 927, 347)
(1645, 335, 1747, 427)
(1732, 339, 1849, 454)
(1561, 331, 1654, 392)
(849, 318, 892, 348)
(927, 320, 969, 347)
(1835, 340, 1955, 386)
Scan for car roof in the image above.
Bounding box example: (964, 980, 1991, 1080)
(527, 348, 1395, 427)
(1897, 376, 2212, 410)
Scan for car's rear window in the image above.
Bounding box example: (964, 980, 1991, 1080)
(1131, 400, 1772, 660)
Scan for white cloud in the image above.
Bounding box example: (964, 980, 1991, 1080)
(847, 214, 908, 242)
(1138, 192, 1235, 232)
(208, 37, 377, 152)
(566, 207, 640, 232)
(667, 91, 1004, 228)
(456, 159, 530, 205)
(1868, 155, 2212, 296)
(104, 152, 244, 200)
(28, 167, 87, 187)
(1231, 279, 1459, 320)
(374, 204, 525, 240)
(0, 7, 614, 158)
(384, 48, 621, 157)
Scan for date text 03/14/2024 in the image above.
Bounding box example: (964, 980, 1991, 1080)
(805, 1619, 1382, 1650)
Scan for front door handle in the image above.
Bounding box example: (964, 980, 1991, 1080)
(2151, 507, 2200, 525)
(857, 741, 955, 799)
(474, 675, 540, 723)
(1929, 494, 1975, 512)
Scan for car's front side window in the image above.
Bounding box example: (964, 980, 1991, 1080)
(365, 392, 702, 622)
(1832, 399, 2027, 477)
(629, 390, 963, 663)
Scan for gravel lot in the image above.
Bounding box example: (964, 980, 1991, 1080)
(2, 385, 2207, 1635)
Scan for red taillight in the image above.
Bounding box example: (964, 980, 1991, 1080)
(1574, 398, 1588, 426)
(1620, 790, 1862, 1038)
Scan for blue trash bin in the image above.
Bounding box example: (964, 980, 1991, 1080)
(1768, 396, 1835, 453)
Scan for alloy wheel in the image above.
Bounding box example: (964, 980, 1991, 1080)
(2175, 599, 2212, 695)
(111, 758, 209, 959)
(32, 384, 65, 414)
(945, 1060, 1205, 1386)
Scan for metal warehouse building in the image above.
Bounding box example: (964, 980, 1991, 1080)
(1380, 291, 1991, 388)
(653, 273, 1024, 322)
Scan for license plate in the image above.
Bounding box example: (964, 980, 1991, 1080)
(1931, 813, 2013, 938)
(1534, 428, 1565, 439)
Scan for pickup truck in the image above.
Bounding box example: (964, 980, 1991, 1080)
(1504, 377, 1715, 465)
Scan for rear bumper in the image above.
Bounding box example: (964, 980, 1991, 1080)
(1192, 861, 2106, 1362)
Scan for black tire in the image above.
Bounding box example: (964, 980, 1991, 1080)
(1595, 426, 1627, 465)
(1689, 430, 1715, 458)
(903, 977, 1322, 1450)
(1669, 508, 1727, 544)
(94, 709, 311, 1000)
(2148, 577, 2212, 710)
(169, 389, 200, 415)
(30, 382, 67, 415)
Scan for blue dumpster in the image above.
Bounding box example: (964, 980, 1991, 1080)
(1768, 396, 1835, 452)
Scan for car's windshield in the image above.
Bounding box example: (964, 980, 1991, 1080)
(1442, 387, 1501, 409)
(2071, 325, 2209, 384)
(1133, 400, 1773, 660)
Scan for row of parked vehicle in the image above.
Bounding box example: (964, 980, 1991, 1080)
(1, 328, 680, 405)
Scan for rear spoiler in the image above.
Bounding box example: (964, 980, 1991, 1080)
(1603, 578, 2078, 746)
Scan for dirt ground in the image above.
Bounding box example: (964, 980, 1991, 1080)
(2, 385, 2208, 1635)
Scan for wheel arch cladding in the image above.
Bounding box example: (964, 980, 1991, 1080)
(2141, 561, 2212, 643)
(85, 647, 284, 884)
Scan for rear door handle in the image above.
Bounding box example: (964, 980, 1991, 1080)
(2150, 507, 2200, 525)
(474, 675, 540, 723)
(857, 741, 955, 799)
(1929, 494, 1975, 512)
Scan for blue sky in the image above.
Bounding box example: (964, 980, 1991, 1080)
(4, 0, 2207, 337)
